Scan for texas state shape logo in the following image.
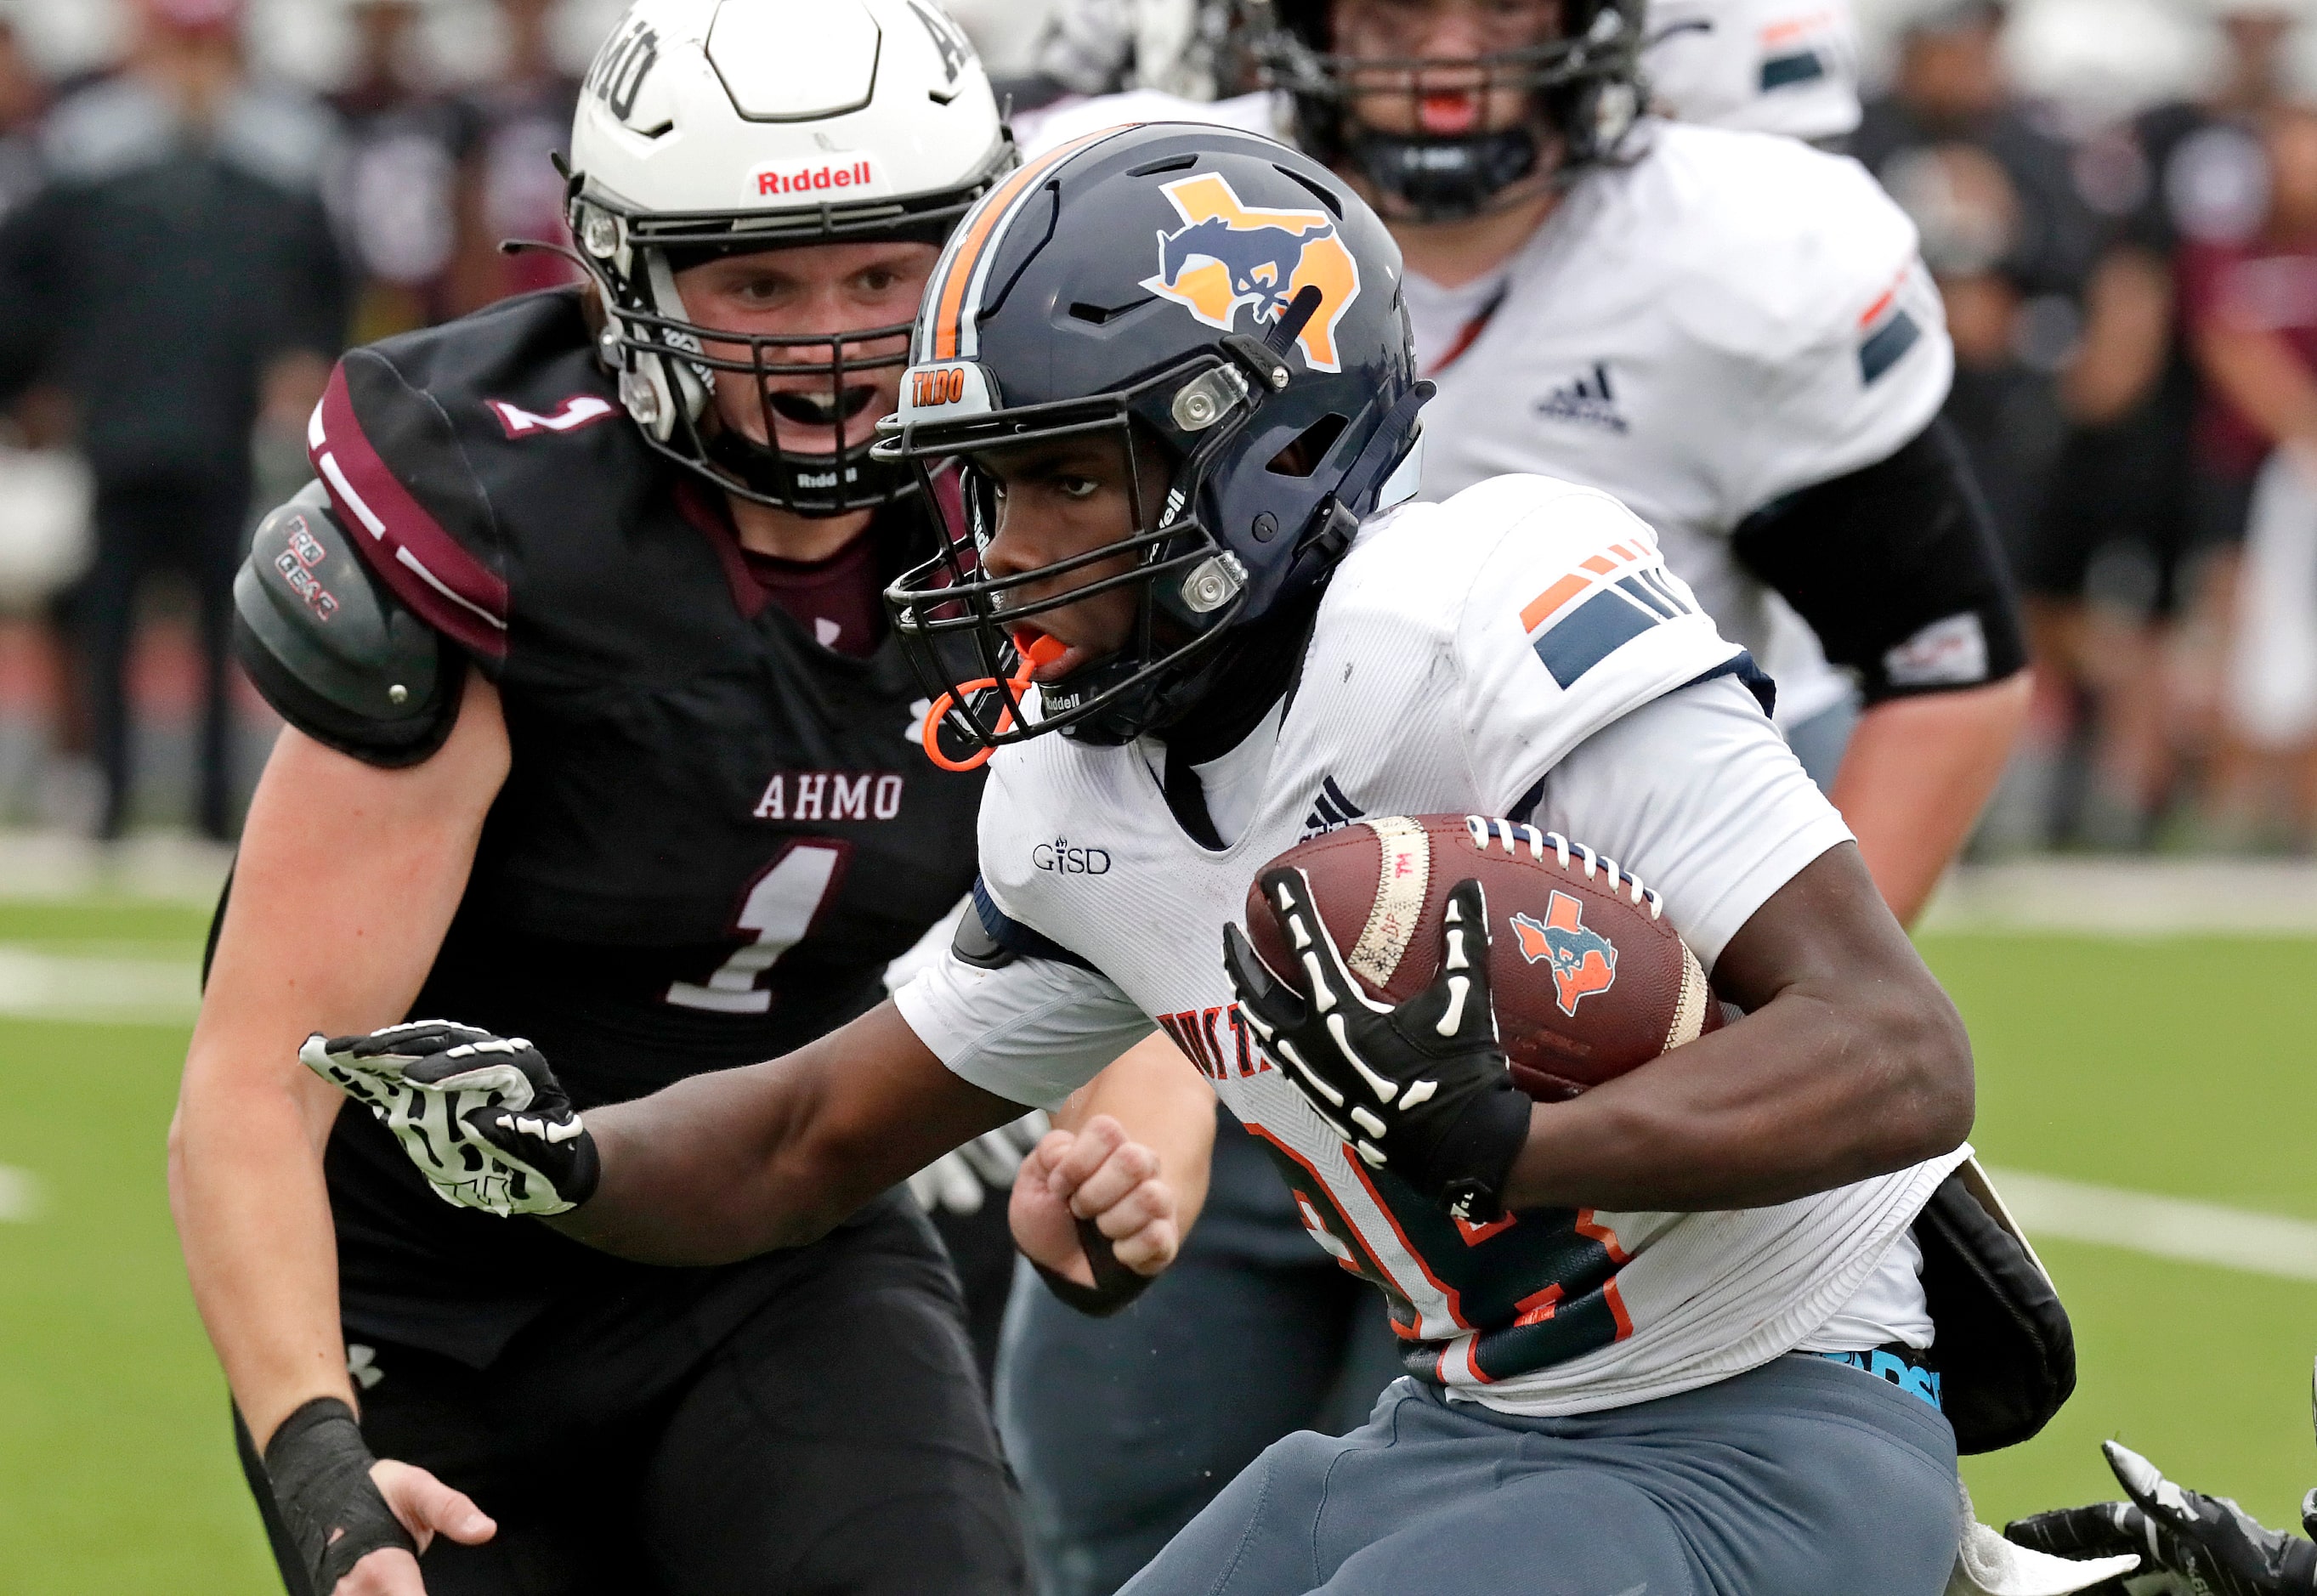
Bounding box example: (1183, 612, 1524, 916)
(1142, 173, 1362, 373)
(1510, 891, 1618, 1016)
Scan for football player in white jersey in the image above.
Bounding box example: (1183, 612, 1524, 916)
(306, 124, 2015, 1596)
(1019, 0, 2028, 925)
(1000, 4, 2030, 1586)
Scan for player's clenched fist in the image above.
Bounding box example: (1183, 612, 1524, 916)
(1010, 1115, 1177, 1315)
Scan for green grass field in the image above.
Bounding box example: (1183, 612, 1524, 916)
(1, 902, 2313, 1591)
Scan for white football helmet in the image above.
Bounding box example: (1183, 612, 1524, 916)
(565, 0, 1013, 513)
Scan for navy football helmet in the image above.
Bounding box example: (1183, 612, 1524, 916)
(877, 122, 1429, 753)
(1239, 0, 1646, 222)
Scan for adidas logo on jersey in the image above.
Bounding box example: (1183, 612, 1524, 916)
(1300, 776, 1365, 839)
(1533, 363, 1629, 434)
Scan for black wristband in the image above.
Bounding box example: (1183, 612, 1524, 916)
(1030, 1214, 1158, 1318)
(263, 1396, 416, 1593)
(1422, 1083, 1534, 1224)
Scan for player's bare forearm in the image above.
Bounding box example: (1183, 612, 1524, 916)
(1828, 672, 2031, 925)
(173, 697, 506, 1447)
(170, 1072, 355, 1444)
(1504, 843, 1974, 1213)
(552, 1003, 1032, 1265)
(1057, 1033, 1217, 1235)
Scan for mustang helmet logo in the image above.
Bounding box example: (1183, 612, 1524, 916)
(1509, 891, 1618, 1017)
(1142, 173, 1362, 373)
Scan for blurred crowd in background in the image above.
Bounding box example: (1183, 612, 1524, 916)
(5, 0, 2317, 858)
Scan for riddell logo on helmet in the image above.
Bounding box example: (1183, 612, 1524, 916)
(752, 155, 884, 200)
(1142, 173, 1362, 373)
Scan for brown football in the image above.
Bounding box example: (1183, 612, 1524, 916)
(1243, 814, 1722, 1101)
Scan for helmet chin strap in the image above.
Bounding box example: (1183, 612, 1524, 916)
(1343, 126, 1542, 223)
(640, 252, 715, 429)
(700, 426, 915, 518)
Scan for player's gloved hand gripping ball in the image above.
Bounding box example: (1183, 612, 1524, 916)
(302, 1022, 600, 1217)
(1224, 871, 1532, 1222)
(2006, 1439, 2317, 1595)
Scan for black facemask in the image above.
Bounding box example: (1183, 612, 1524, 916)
(1341, 126, 1543, 223)
(700, 426, 917, 517)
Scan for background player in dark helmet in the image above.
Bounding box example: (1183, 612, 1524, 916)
(309, 119, 2021, 1596)
(996, 6, 2034, 1590)
(167, 3, 1036, 1594)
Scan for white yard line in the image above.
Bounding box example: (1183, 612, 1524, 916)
(0, 947, 200, 1023)
(1990, 1167, 2317, 1282)
(0, 829, 233, 904)
(1923, 859, 2317, 936)
(0, 1165, 43, 1222)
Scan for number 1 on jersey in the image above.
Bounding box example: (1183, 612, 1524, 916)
(666, 841, 847, 1014)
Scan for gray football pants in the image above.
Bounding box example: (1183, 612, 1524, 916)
(1119, 1353, 1961, 1596)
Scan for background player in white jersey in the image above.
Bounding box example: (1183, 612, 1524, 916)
(305, 124, 2036, 1596)
(1003, 0, 1861, 147)
(1000, 5, 2032, 1586)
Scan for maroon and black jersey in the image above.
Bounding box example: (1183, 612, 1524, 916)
(305, 288, 985, 1363)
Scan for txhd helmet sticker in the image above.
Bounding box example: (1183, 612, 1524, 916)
(544, 0, 1015, 518)
(876, 123, 1432, 761)
(1238, 0, 1648, 224)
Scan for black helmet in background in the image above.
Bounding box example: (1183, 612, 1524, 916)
(877, 122, 1430, 750)
(1240, 0, 1647, 222)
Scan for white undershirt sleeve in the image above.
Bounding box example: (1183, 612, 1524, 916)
(892, 950, 1157, 1110)
(1531, 674, 1855, 971)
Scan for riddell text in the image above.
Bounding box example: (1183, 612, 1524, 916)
(758, 161, 875, 196)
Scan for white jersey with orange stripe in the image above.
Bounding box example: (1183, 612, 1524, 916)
(1406, 121, 1951, 727)
(1645, 0, 1863, 142)
(892, 472, 1965, 1418)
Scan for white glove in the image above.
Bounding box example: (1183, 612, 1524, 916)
(301, 1021, 597, 1218)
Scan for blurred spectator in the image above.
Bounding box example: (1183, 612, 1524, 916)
(0, 0, 349, 839)
(448, 0, 579, 314)
(330, 0, 478, 341)
(1855, 2, 2099, 571)
(2183, 102, 2317, 846)
(0, 16, 50, 225)
(2015, 2, 2292, 849)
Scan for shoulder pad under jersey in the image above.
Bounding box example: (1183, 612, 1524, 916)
(232, 481, 465, 767)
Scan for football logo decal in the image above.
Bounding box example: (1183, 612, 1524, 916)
(1510, 891, 1618, 1016)
(1143, 173, 1362, 373)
